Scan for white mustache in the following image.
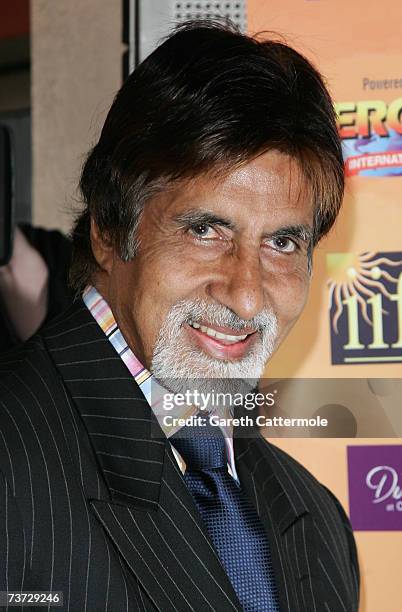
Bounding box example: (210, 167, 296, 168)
(172, 298, 276, 335)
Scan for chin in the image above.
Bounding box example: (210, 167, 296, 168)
(151, 341, 271, 412)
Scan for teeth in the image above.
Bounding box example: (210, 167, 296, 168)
(215, 331, 228, 340)
(188, 321, 248, 343)
(215, 331, 248, 341)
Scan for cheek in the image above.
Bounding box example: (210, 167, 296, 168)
(127, 253, 197, 353)
(266, 269, 310, 329)
(140, 242, 205, 303)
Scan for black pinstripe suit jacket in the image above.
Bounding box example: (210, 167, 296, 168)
(0, 300, 359, 611)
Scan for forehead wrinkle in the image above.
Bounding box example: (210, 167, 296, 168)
(220, 164, 281, 198)
(214, 154, 311, 208)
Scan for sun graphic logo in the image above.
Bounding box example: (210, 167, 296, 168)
(327, 252, 402, 364)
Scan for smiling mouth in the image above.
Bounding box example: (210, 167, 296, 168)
(185, 319, 258, 360)
(188, 320, 252, 344)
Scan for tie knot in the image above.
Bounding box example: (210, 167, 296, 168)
(171, 415, 226, 470)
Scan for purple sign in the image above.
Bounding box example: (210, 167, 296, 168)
(347, 445, 402, 531)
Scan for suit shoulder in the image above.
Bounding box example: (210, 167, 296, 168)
(0, 332, 46, 372)
(0, 333, 69, 493)
(262, 438, 347, 514)
(262, 438, 322, 485)
(0, 333, 56, 407)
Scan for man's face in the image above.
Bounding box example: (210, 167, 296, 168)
(95, 150, 314, 382)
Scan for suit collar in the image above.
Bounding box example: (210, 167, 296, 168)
(43, 298, 166, 510)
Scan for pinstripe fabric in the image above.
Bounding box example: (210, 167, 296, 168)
(0, 299, 359, 611)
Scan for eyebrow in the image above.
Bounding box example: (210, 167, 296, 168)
(263, 224, 314, 244)
(172, 209, 236, 230)
(173, 209, 313, 244)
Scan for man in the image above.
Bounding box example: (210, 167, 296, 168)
(0, 21, 359, 612)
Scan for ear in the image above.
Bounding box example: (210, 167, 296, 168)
(90, 217, 114, 275)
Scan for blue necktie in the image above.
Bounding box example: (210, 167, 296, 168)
(172, 417, 280, 612)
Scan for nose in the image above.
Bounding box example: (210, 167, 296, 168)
(206, 247, 265, 322)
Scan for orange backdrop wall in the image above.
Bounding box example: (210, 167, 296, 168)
(247, 1, 402, 611)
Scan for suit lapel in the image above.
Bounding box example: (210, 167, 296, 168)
(90, 447, 242, 612)
(43, 300, 242, 612)
(235, 429, 320, 612)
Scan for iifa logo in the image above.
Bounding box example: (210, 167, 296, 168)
(335, 98, 402, 177)
(327, 252, 402, 364)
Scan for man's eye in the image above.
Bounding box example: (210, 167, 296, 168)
(268, 237, 297, 253)
(189, 223, 217, 239)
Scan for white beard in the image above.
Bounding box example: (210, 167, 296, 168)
(150, 299, 278, 409)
